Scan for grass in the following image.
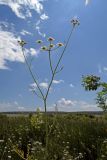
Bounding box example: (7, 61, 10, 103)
(0, 112, 107, 159)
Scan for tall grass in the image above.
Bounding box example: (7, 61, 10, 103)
(0, 113, 107, 159)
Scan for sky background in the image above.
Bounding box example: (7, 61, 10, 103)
(0, 0, 107, 112)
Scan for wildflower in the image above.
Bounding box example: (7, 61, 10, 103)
(41, 46, 47, 51)
(71, 18, 80, 26)
(28, 143, 31, 146)
(8, 155, 11, 159)
(57, 43, 64, 47)
(103, 139, 107, 143)
(0, 139, 4, 143)
(48, 37, 55, 41)
(36, 40, 42, 44)
(101, 155, 106, 158)
(66, 146, 69, 149)
(18, 40, 27, 47)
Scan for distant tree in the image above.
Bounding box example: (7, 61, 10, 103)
(82, 75, 107, 112)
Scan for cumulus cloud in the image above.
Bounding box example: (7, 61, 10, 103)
(57, 98, 76, 107)
(40, 13, 49, 20)
(0, 30, 24, 69)
(53, 79, 64, 84)
(30, 78, 65, 92)
(48, 98, 102, 112)
(0, 101, 35, 112)
(0, 0, 44, 19)
(29, 48, 38, 56)
(30, 82, 49, 92)
(40, 82, 48, 89)
(0, 23, 38, 69)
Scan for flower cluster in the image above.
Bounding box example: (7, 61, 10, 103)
(57, 43, 64, 47)
(48, 37, 55, 41)
(18, 40, 27, 47)
(71, 18, 80, 26)
(36, 37, 64, 52)
(41, 46, 48, 51)
(36, 40, 43, 44)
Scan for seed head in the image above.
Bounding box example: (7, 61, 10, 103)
(41, 46, 47, 51)
(57, 43, 64, 47)
(48, 37, 55, 41)
(50, 44, 55, 48)
(36, 40, 42, 44)
(71, 18, 80, 26)
(18, 40, 27, 47)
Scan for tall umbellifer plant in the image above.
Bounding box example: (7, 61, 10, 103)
(18, 18, 79, 159)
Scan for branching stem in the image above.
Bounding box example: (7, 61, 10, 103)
(21, 47, 45, 100)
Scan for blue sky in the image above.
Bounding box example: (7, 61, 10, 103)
(0, 0, 107, 112)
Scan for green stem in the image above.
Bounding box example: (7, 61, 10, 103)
(21, 48, 45, 100)
(54, 26, 75, 74)
(45, 26, 75, 100)
(48, 49, 53, 75)
(44, 99, 49, 159)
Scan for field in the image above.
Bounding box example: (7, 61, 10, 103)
(0, 112, 107, 160)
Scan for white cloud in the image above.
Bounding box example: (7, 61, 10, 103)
(70, 83, 74, 88)
(40, 13, 49, 20)
(53, 79, 64, 84)
(0, 0, 44, 19)
(0, 30, 24, 69)
(0, 21, 9, 30)
(35, 25, 46, 37)
(0, 21, 15, 33)
(0, 25, 38, 69)
(29, 48, 38, 56)
(85, 0, 90, 6)
(40, 82, 48, 89)
(29, 83, 37, 93)
(18, 106, 25, 110)
(20, 30, 32, 36)
(30, 82, 48, 92)
(0, 99, 102, 112)
(30, 79, 64, 93)
(48, 98, 102, 112)
(103, 67, 107, 71)
(57, 98, 76, 107)
(35, 20, 46, 37)
(0, 101, 35, 112)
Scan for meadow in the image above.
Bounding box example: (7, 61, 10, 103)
(0, 112, 107, 160)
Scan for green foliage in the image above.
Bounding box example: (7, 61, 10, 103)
(82, 75, 101, 91)
(96, 94, 107, 112)
(0, 114, 107, 159)
(30, 109, 45, 130)
(82, 75, 107, 111)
